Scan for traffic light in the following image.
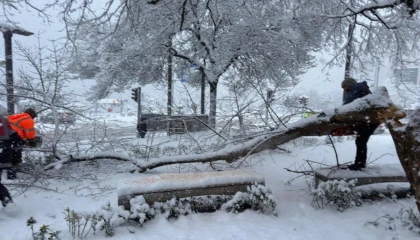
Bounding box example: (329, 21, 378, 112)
(267, 90, 274, 103)
(299, 96, 309, 106)
(131, 88, 138, 102)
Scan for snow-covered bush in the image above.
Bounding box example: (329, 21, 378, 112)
(398, 208, 420, 234)
(310, 179, 362, 211)
(128, 196, 155, 224)
(63, 203, 128, 238)
(366, 207, 420, 236)
(94, 202, 126, 237)
(27, 217, 61, 240)
(222, 184, 277, 215)
(64, 208, 96, 239)
(59, 184, 276, 238)
(153, 197, 194, 219)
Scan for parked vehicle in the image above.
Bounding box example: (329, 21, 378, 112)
(40, 111, 76, 124)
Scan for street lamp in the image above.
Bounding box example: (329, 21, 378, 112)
(0, 23, 33, 114)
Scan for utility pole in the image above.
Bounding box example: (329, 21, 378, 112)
(4, 31, 13, 115)
(131, 87, 142, 136)
(200, 67, 205, 115)
(0, 26, 33, 114)
(167, 37, 173, 135)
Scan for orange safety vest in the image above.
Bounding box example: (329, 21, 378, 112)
(8, 112, 36, 140)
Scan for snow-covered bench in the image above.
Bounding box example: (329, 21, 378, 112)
(117, 170, 265, 212)
(314, 164, 408, 188)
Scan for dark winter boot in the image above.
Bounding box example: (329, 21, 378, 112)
(7, 168, 16, 180)
(0, 182, 13, 207)
(1, 196, 12, 207)
(348, 163, 366, 171)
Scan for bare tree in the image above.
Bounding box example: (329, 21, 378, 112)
(11, 36, 87, 157)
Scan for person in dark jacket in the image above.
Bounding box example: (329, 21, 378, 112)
(342, 77, 379, 171)
(137, 118, 148, 138)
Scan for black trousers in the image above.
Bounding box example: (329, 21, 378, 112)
(0, 182, 12, 207)
(354, 123, 379, 166)
(9, 132, 24, 166)
(8, 133, 25, 179)
(139, 131, 147, 138)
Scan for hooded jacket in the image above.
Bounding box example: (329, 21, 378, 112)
(343, 81, 371, 105)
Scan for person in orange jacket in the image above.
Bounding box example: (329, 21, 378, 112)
(7, 108, 38, 179)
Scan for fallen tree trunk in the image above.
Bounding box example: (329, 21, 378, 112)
(132, 90, 393, 172)
(45, 88, 393, 173)
(386, 109, 420, 212)
(135, 110, 382, 172)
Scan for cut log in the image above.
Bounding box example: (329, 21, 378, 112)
(117, 170, 264, 212)
(314, 164, 408, 188)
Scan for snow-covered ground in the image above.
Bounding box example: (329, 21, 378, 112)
(0, 128, 418, 239)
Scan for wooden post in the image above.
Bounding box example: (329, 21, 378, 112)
(4, 31, 13, 115)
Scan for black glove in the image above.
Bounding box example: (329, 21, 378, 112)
(26, 138, 37, 147)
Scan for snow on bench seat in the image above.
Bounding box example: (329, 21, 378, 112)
(314, 164, 408, 188)
(117, 170, 265, 210)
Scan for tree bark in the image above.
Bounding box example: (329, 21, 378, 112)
(344, 19, 355, 79)
(208, 81, 218, 128)
(386, 110, 420, 212)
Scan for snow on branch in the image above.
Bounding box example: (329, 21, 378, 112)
(321, 0, 418, 27)
(44, 151, 132, 170)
